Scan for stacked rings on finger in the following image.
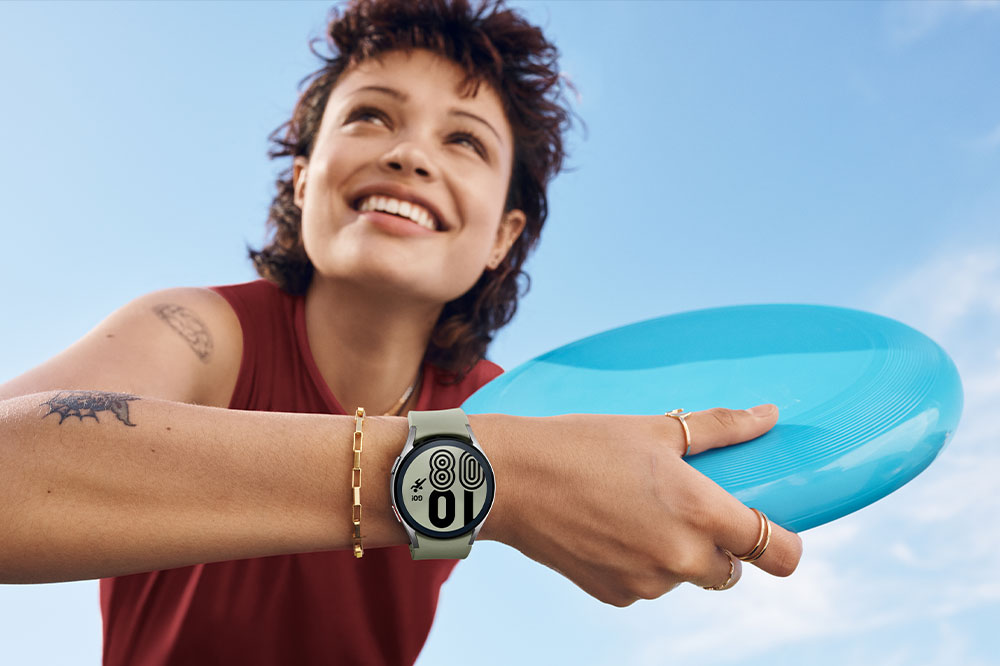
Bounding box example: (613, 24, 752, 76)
(703, 550, 738, 591)
(665, 408, 693, 456)
(735, 508, 772, 563)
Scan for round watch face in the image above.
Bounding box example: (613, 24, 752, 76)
(394, 437, 495, 539)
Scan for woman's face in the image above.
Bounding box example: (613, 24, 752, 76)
(293, 48, 525, 305)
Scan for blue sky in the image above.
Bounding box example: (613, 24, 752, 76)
(1, 1, 999, 664)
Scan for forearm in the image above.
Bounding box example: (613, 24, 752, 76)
(0, 391, 429, 584)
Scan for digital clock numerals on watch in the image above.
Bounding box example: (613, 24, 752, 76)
(396, 439, 494, 538)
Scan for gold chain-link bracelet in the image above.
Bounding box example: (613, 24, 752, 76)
(352, 407, 365, 558)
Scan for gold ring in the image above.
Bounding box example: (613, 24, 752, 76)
(703, 550, 738, 591)
(665, 409, 693, 456)
(735, 508, 772, 563)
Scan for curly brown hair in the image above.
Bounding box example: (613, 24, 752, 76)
(249, 0, 573, 381)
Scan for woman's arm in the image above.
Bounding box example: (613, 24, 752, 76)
(0, 391, 800, 599)
(0, 396, 798, 601)
(0, 289, 801, 597)
(0, 392, 414, 583)
(0, 286, 242, 408)
(478, 409, 803, 607)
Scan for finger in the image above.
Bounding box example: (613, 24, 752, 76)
(692, 547, 742, 591)
(666, 404, 779, 457)
(720, 504, 803, 578)
(681, 462, 805, 578)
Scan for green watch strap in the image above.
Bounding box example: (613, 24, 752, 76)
(409, 533, 474, 560)
(404, 408, 477, 560)
(407, 407, 471, 440)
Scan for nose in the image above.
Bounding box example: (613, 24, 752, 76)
(378, 140, 436, 179)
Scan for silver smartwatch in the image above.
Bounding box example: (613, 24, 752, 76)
(389, 408, 495, 560)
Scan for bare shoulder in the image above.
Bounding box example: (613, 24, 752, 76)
(142, 287, 242, 363)
(0, 286, 243, 408)
(134, 286, 244, 406)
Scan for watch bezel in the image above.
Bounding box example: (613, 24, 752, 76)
(391, 434, 496, 540)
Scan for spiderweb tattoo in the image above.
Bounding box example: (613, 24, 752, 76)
(40, 391, 140, 427)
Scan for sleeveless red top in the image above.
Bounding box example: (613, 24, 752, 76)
(99, 280, 503, 665)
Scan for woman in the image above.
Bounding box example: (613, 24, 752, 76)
(0, 0, 802, 664)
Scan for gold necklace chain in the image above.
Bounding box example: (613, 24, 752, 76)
(382, 367, 422, 416)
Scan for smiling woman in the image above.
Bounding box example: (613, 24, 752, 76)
(0, 1, 803, 665)
(253, 0, 572, 378)
(291, 49, 530, 375)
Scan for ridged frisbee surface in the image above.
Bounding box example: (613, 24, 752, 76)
(462, 305, 963, 531)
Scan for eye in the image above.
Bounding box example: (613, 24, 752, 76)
(450, 131, 487, 159)
(346, 105, 390, 127)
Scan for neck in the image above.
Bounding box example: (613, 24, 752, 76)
(303, 275, 442, 416)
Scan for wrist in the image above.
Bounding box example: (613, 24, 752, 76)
(467, 413, 526, 545)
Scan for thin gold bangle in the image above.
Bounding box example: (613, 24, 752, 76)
(352, 407, 364, 558)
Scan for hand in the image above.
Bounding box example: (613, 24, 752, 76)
(483, 405, 802, 606)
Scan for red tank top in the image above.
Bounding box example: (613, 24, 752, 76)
(99, 279, 503, 665)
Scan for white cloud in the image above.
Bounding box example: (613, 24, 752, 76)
(963, 0, 1000, 10)
(608, 245, 1000, 665)
(963, 121, 1000, 155)
(876, 247, 1000, 343)
(920, 622, 996, 666)
(981, 122, 1000, 151)
(885, 0, 1000, 46)
(888, 541, 918, 566)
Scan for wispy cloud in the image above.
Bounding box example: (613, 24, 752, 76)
(976, 122, 1000, 152)
(604, 245, 1000, 665)
(876, 247, 1000, 344)
(885, 0, 1000, 46)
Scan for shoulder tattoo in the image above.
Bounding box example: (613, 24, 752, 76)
(152, 303, 213, 363)
(41, 391, 140, 427)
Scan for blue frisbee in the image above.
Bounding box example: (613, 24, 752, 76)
(462, 305, 963, 532)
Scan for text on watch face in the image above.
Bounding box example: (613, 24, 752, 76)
(398, 442, 493, 537)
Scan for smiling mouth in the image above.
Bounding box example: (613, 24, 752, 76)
(352, 194, 441, 231)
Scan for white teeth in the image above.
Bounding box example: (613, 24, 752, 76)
(358, 194, 437, 230)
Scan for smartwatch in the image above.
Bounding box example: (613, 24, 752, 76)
(389, 408, 495, 560)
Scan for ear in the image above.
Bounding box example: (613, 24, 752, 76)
(292, 157, 309, 209)
(487, 209, 527, 270)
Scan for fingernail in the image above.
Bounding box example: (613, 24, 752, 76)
(747, 404, 774, 417)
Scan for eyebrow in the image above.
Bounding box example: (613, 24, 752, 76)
(346, 85, 503, 144)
